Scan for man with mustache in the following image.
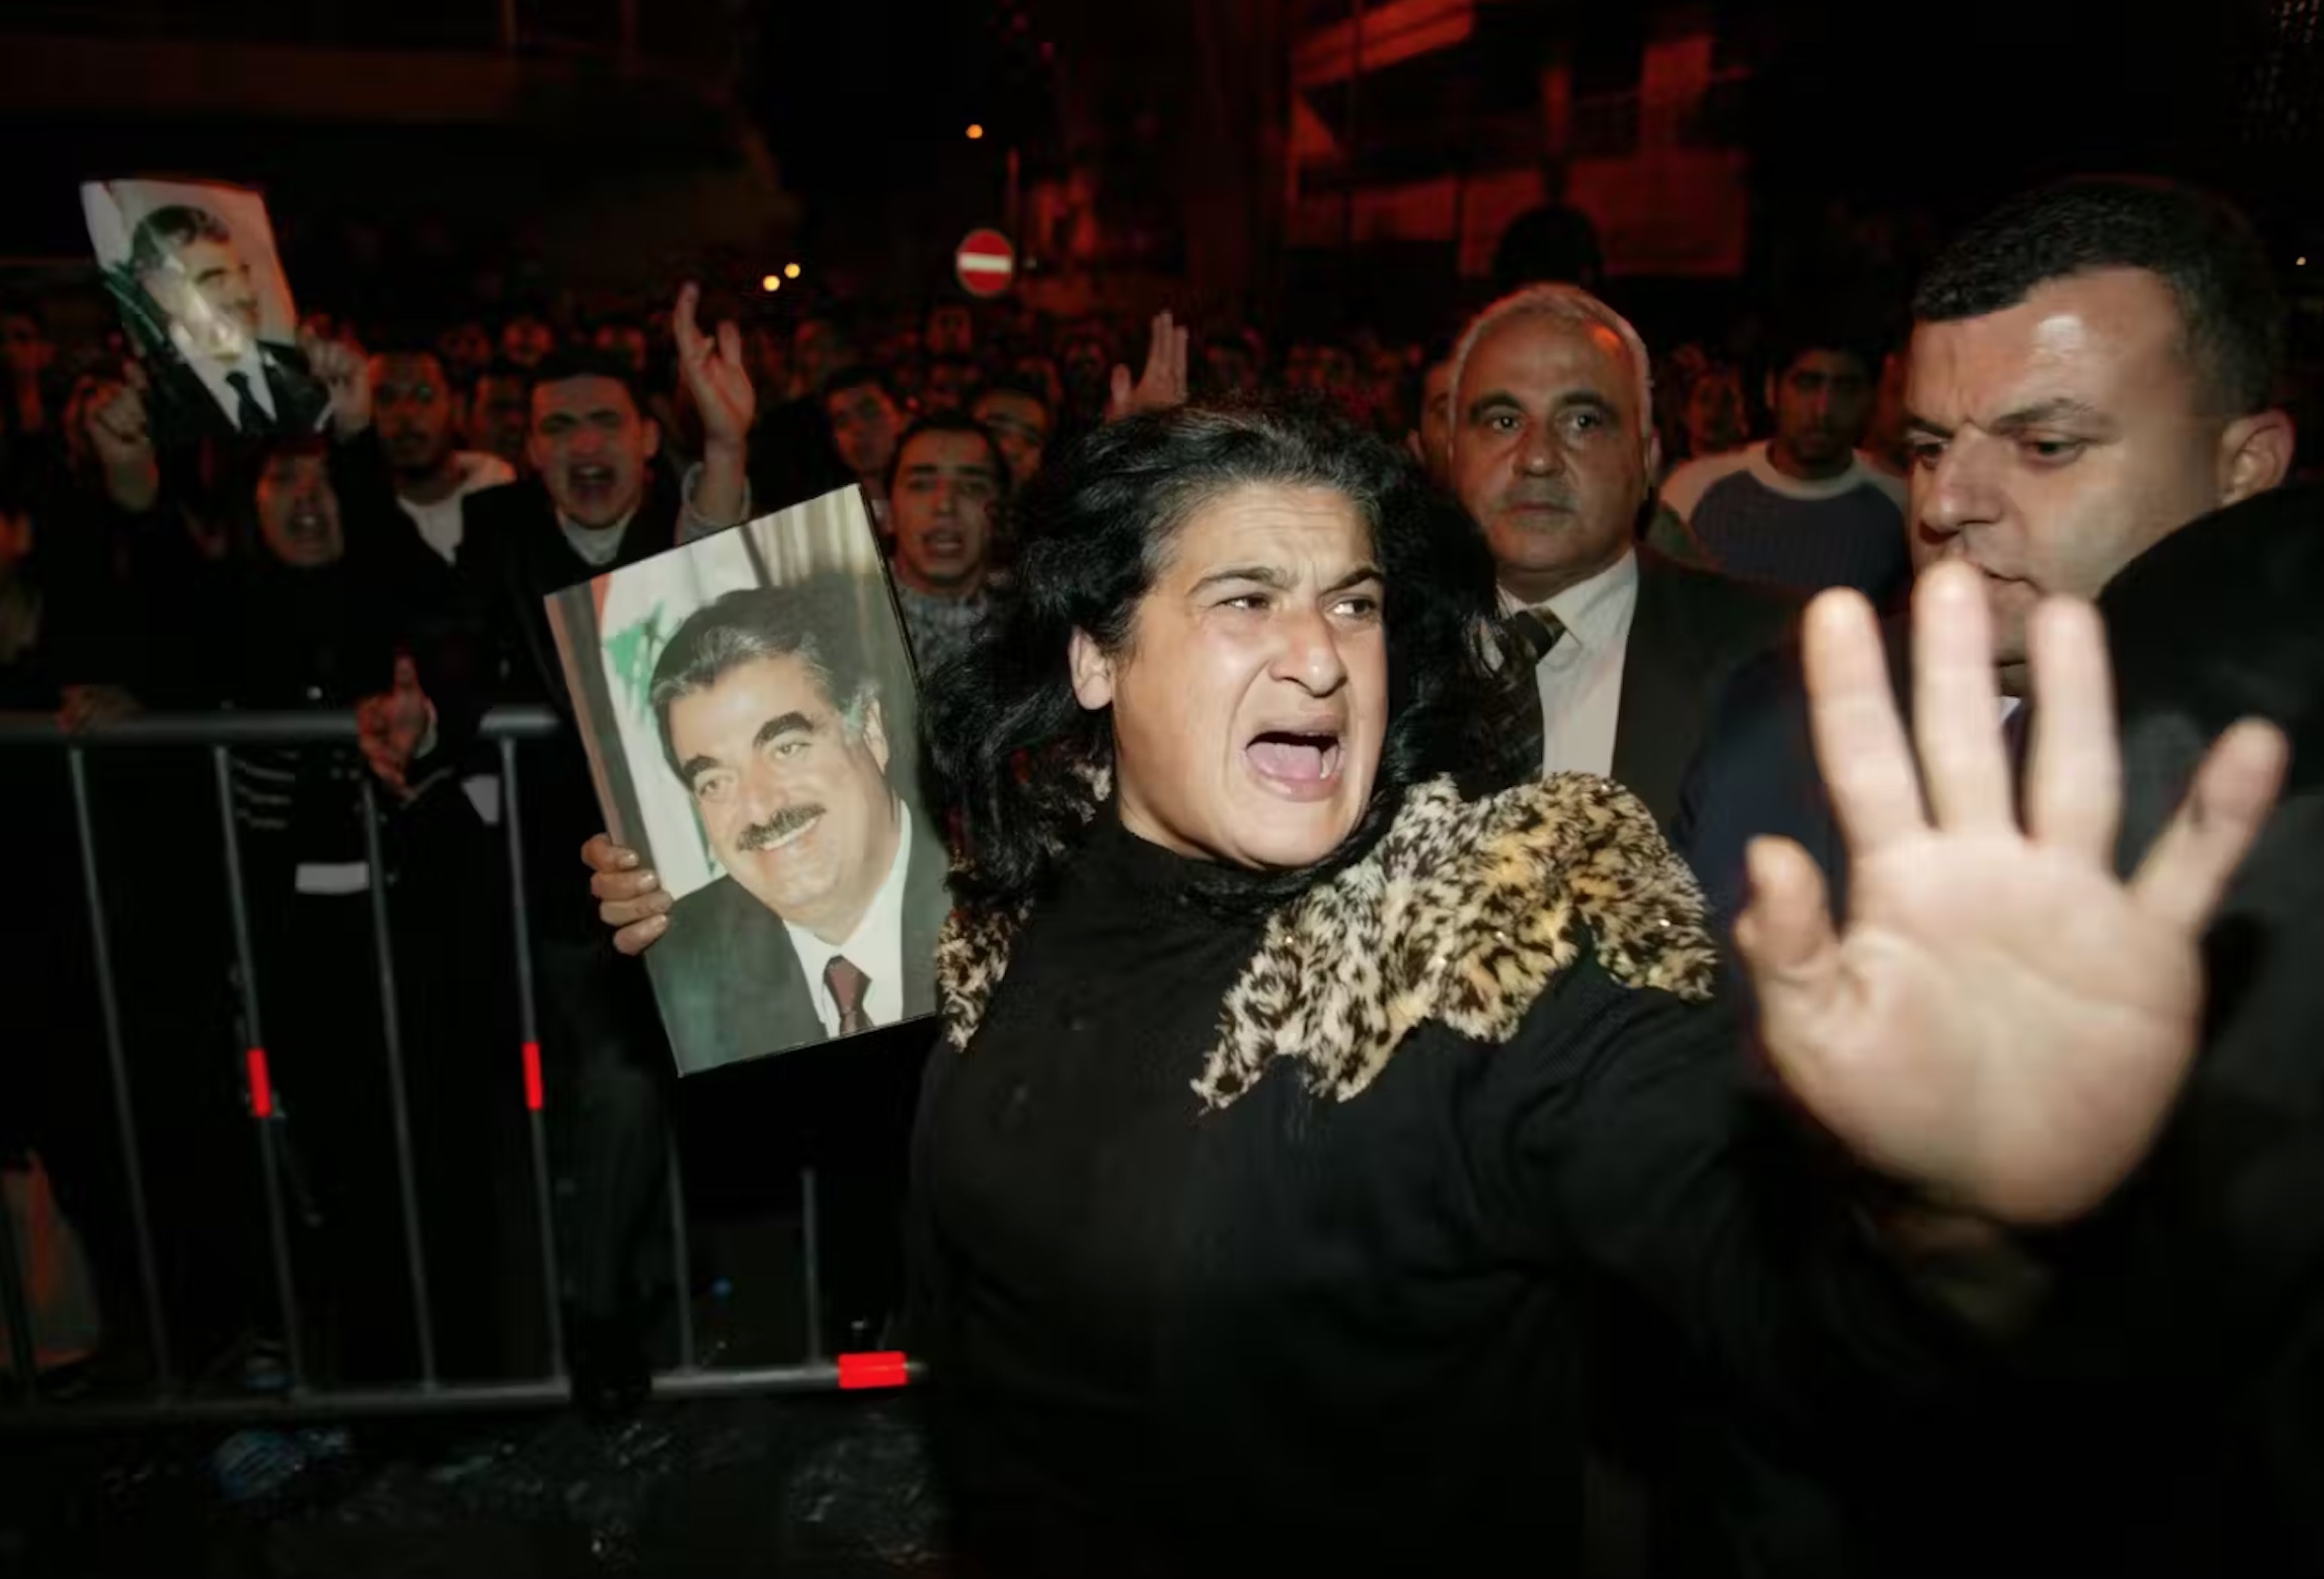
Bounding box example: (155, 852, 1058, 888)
(635, 581, 953, 1073)
(1448, 283, 1797, 829)
(1660, 317, 1910, 602)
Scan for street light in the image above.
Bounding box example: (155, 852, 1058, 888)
(784, 263, 802, 279)
(760, 274, 782, 292)
(967, 122, 985, 140)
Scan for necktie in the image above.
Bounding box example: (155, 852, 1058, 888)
(1499, 606, 1566, 765)
(225, 370, 269, 434)
(823, 955, 875, 1037)
(1502, 606, 1567, 667)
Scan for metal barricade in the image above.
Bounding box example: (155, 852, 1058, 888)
(0, 707, 902, 1420)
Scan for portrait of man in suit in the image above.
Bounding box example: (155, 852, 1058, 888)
(84, 180, 332, 447)
(640, 578, 951, 1073)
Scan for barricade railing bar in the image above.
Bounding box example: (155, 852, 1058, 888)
(0, 706, 891, 1420)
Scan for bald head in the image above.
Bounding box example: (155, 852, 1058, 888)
(1449, 287, 1661, 604)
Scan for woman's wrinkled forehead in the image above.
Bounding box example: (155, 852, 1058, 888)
(1140, 477, 1378, 581)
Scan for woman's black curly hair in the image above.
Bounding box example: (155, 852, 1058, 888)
(922, 398, 1538, 913)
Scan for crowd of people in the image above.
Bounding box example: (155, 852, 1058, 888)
(1, 169, 2319, 1575)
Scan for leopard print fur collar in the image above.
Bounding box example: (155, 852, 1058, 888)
(936, 772, 1719, 1110)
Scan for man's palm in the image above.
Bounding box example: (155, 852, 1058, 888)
(1738, 567, 2285, 1225)
(674, 282, 755, 450)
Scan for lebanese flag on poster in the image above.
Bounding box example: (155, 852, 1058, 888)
(593, 531, 759, 899)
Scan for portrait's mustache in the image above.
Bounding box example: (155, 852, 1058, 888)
(736, 803, 825, 851)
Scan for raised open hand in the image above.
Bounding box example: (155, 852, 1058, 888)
(673, 281, 755, 455)
(1107, 310, 1189, 422)
(82, 366, 152, 472)
(1737, 562, 2286, 1225)
(301, 328, 371, 440)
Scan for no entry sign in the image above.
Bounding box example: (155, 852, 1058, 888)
(955, 228, 1016, 298)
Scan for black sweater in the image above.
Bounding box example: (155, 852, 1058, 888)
(909, 805, 1979, 1578)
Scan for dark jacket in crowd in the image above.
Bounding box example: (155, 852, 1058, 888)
(1672, 483, 2324, 1574)
(409, 467, 686, 943)
(1608, 548, 1798, 829)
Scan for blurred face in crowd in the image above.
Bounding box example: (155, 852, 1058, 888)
(1453, 311, 1657, 604)
(143, 233, 263, 361)
(794, 318, 852, 394)
(438, 321, 494, 384)
(923, 357, 981, 415)
(1070, 484, 1387, 871)
(1905, 267, 2292, 694)
(527, 373, 658, 530)
(826, 380, 902, 483)
(1063, 337, 1109, 395)
(1205, 341, 1259, 399)
(501, 316, 555, 369)
(472, 372, 531, 471)
(256, 451, 346, 568)
(370, 352, 459, 479)
(745, 326, 789, 397)
(1413, 357, 1454, 484)
(1684, 366, 1746, 458)
(1012, 355, 1063, 412)
(0, 507, 33, 579)
(1, 313, 54, 381)
(971, 388, 1050, 488)
(891, 429, 1002, 595)
(1768, 349, 1875, 477)
(668, 653, 897, 943)
(592, 323, 651, 376)
(926, 305, 974, 357)
(1864, 349, 1911, 473)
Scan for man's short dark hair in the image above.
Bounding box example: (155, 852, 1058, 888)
(649, 580, 885, 784)
(1761, 309, 1890, 388)
(1912, 177, 2285, 416)
(885, 411, 1008, 497)
(525, 348, 650, 418)
(127, 204, 232, 276)
(820, 364, 893, 408)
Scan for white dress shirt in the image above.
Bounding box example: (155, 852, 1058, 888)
(1498, 548, 1640, 779)
(398, 451, 517, 563)
(782, 800, 915, 1038)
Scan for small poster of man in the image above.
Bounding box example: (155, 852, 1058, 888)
(81, 177, 332, 448)
(546, 487, 952, 1075)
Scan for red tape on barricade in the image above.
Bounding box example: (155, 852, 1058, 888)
(246, 1048, 273, 1119)
(838, 1351, 910, 1390)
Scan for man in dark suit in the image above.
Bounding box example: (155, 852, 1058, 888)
(1676, 178, 2298, 934)
(1448, 281, 1796, 828)
(124, 203, 330, 446)
(644, 583, 952, 1074)
(1671, 177, 2315, 1574)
